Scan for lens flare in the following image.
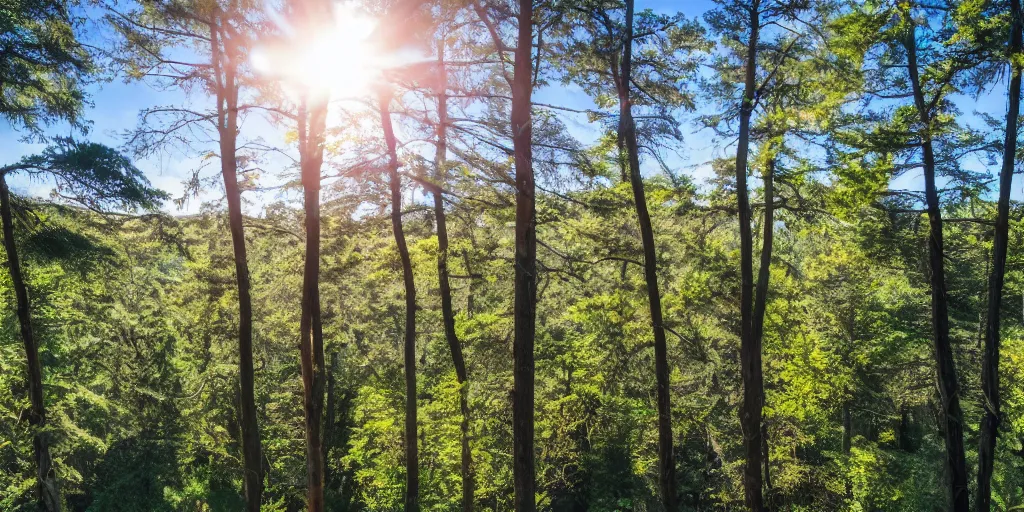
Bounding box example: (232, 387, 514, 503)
(252, 3, 381, 100)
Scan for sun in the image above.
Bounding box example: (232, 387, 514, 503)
(252, 3, 382, 100)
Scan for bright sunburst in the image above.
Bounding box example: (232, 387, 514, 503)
(252, 2, 381, 99)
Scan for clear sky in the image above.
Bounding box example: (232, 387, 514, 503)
(2, 0, 1019, 215)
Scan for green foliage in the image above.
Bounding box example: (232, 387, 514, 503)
(8, 139, 168, 212)
(4, 0, 1024, 510)
(2, 166, 1023, 511)
(0, 0, 91, 132)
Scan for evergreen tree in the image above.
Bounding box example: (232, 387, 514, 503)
(1, 141, 165, 512)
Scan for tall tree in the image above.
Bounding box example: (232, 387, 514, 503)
(977, 0, 1023, 507)
(279, 2, 331, 510)
(0, 179, 58, 512)
(511, 2, 536, 509)
(108, 2, 265, 507)
(470, 0, 537, 509)
(378, 87, 420, 512)
(706, 2, 759, 509)
(704, 1, 822, 508)
(732, 9, 764, 507)
(1, 142, 165, 512)
(904, 29, 970, 510)
(907, 30, 969, 498)
(618, 0, 671, 506)
(751, 151, 774, 505)
(208, 8, 263, 510)
(830, 1, 987, 507)
(1, 0, 91, 508)
(895, 6, 970, 509)
(297, 90, 329, 512)
(550, 5, 704, 505)
(430, 45, 474, 512)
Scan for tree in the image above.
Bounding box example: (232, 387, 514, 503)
(0, 141, 165, 512)
(904, 25, 970, 510)
(703, 1, 813, 509)
(967, 0, 1024, 507)
(510, 3, 535, 510)
(829, 1, 987, 507)
(550, 2, 704, 506)
(208, 9, 264, 510)
(262, 1, 334, 509)
(617, 3, 674, 503)
(296, 84, 329, 512)
(618, 2, 670, 506)
(428, 38, 474, 512)
(107, 1, 267, 507)
(378, 86, 420, 511)
(2, 0, 92, 507)
(470, 0, 537, 509)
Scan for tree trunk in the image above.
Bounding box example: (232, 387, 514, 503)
(904, 22, 969, 512)
(466, 1, 535, 509)
(511, 0, 537, 510)
(323, 351, 337, 489)
(380, 89, 419, 512)
(842, 400, 852, 455)
(761, 422, 771, 495)
(751, 160, 773, 383)
(0, 176, 61, 512)
(735, 6, 765, 511)
(978, 0, 1022, 508)
(752, 158, 774, 509)
(210, 19, 262, 511)
(222, 102, 263, 512)
(617, 0, 674, 508)
(431, 51, 474, 512)
(898, 406, 911, 451)
(298, 96, 328, 512)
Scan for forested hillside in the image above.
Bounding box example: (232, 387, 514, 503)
(5, 0, 1024, 510)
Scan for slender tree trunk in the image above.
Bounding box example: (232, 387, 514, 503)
(842, 400, 852, 455)
(904, 23, 969, 512)
(978, 0, 1022, 508)
(753, 157, 774, 498)
(1, 176, 61, 512)
(431, 51, 474, 512)
(511, 0, 537, 510)
(222, 104, 263, 512)
(323, 351, 337, 489)
(380, 90, 420, 512)
(761, 422, 771, 493)
(735, 4, 764, 510)
(298, 96, 328, 512)
(210, 19, 262, 511)
(617, 0, 674, 508)
(751, 159, 773, 382)
(753, 158, 774, 510)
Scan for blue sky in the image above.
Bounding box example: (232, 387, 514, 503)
(2, 0, 1019, 215)
(0, 71, 200, 208)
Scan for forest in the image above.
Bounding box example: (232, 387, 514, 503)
(5, 0, 1024, 510)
